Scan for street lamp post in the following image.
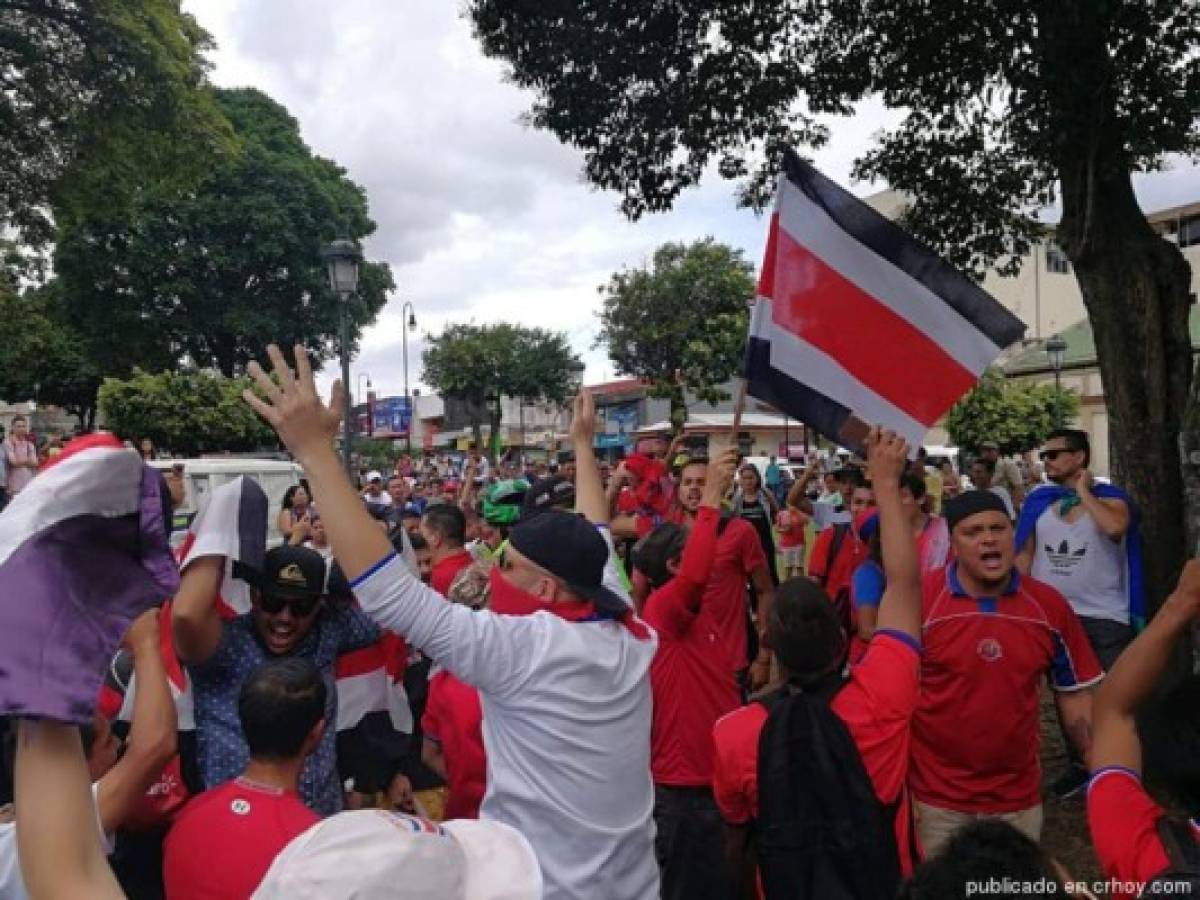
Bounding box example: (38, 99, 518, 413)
(400, 301, 417, 453)
(1045, 333, 1068, 427)
(321, 232, 362, 478)
(357, 374, 372, 436)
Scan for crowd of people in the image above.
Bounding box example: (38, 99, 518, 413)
(0, 343, 1197, 899)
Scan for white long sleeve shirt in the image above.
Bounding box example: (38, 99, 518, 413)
(350, 536, 660, 900)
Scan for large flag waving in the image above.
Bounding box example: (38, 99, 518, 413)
(744, 150, 1026, 451)
(0, 434, 179, 724)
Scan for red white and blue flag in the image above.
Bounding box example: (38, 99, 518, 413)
(744, 150, 1026, 450)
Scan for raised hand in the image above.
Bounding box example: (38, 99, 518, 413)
(570, 389, 597, 447)
(865, 426, 909, 487)
(243, 344, 345, 463)
(702, 448, 739, 507)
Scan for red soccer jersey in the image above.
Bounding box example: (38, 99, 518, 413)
(422, 669, 486, 819)
(431, 550, 474, 597)
(642, 506, 743, 786)
(711, 631, 921, 878)
(162, 778, 318, 900)
(776, 509, 806, 549)
(911, 565, 1103, 813)
(1087, 767, 1197, 899)
(807, 525, 867, 600)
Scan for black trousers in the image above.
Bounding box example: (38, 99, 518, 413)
(1062, 616, 1134, 769)
(654, 784, 735, 900)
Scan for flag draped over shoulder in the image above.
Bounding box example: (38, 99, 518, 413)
(0, 433, 180, 724)
(744, 149, 1026, 451)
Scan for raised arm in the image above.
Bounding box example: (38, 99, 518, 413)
(243, 345, 539, 694)
(785, 465, 818, 515)
(570, 389, 607, 525)
(97, 609, 178, 835)
(867, 428, 922, 642)
(1092, 560, 1200, 773)
(170, 555, 227, 664)
(15, 721, 124, 900)
(1076, 471, 1131, 541)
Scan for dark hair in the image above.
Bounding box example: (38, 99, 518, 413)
(831, 467, 856, 485)
(422, 504, 466, 547)
(408, 532, 429, 552)
(10, 415, 25, 426)
(632, 523, 689, 590)
(767, 577, 845, 685)
(899, 472, 927, 501)
(972, 457, 997, 475)
(1139, 674, 1200, 814)
(738, 464, 762, 491)
(282, 484, 308, 510)
(238, 658, 326, 761)
(900, 820, 1063, 899)
(1046, 428, 1090, 468)
(387, 474, 407, 488)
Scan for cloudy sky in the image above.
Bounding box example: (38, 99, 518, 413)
(182, 0, 1200, 399)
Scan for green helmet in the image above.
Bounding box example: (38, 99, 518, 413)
(481, 479, 529, 526)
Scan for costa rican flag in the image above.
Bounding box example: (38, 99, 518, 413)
(744, 150, 1026, 450)
(0, 434, 179, 724)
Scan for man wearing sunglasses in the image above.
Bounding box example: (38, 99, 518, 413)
(172, 544, 379, 816)
(1015, 427, 1143, 798)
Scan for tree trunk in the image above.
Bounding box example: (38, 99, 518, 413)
(1057, 163, 1193, 614)
(489, 405, 503, 464)
(1040, 1, 1195, 615)
(669, 385, 687, 436)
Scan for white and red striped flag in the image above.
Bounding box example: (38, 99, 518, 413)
(744, 150, 1026, 451)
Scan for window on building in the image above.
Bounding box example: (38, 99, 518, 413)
(1045, 241, 1071, 274)
(1179, 215, 1200, 248)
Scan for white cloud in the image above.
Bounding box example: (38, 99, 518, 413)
(184, 1, 1200, 401)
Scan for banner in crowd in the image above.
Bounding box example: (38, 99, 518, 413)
(742, 149, 1025, 452)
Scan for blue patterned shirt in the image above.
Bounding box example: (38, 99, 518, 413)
(189, 604, 379, 816)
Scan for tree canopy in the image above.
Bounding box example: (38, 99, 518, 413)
(596, 238, 753, 431)
(422, 323, 583, 456)
(0, 0, 231, 256)
(466, 0, 1200, 605)
(98, 369, 277, 456)
(0, 279, 101, 427)
(944, 370, 1080, 457)
(53, 87, 393, 378)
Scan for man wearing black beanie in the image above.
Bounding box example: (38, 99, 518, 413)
(909, 490, 1103, 856)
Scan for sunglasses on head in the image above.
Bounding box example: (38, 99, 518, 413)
(1039, 448, 1076, 462)
(258, 593, 321, 618)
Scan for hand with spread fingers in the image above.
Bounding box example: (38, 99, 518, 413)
(243, 344, 345, 463)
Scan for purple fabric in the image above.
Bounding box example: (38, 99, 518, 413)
(0, 471, 180, 724)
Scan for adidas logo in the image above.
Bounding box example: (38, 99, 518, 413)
(1044, 540, 1087, 568)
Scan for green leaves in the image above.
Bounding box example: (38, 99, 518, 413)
(944, 369, 1081, 455)
(596, 238, 753, 417)
(422, 323, 584, 438)
(53, 86, 393, 379)
(97, 369, 278, 456)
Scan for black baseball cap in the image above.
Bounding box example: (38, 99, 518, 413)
(520, 476, 576, 521)
(508, 510, 629, 615)
(257, 546, 327, 600)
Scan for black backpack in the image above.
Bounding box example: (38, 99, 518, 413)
(755, 680, 904, 900)
(819, 524, 855, 637)
(1142, 817, 1200, 897)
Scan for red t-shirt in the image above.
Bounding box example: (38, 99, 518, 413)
(421, 669, 486, 819)
(431, 549, 474, 597)
(912, 565, 1103, 813)
(1088, 767, 1196, 899)
(775, 509, 806, 549)
(711, 631, 921, 878)
(807, 525, 867, 600)
(642, 506, 743, 786)
(162, 778, 318, 900)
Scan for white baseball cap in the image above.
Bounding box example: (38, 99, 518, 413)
(366, 470, 384, 482)
(252, 810, 542, 900)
